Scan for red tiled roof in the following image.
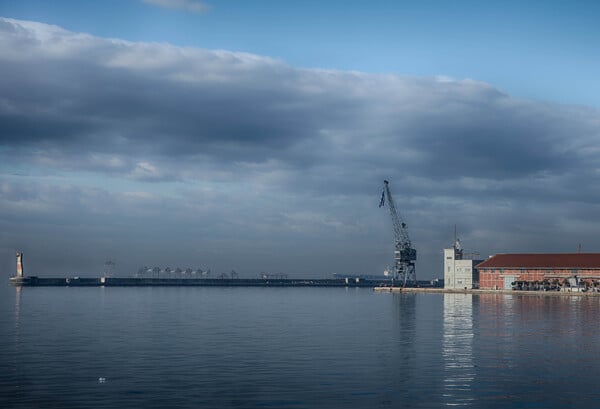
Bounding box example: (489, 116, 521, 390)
(476, 253, 600, 269)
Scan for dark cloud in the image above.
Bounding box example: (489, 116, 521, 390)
(1, 17, 600, 278)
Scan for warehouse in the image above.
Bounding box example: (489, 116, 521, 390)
(477, 253, 600, 290)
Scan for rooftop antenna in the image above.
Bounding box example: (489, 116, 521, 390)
(453, 225, 463, 260)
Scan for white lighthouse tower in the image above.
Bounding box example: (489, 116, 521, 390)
(16, 251, 24, 278)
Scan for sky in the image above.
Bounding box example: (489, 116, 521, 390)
(1, 0, 599, 279)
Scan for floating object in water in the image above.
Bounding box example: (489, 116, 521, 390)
(98, 377, 106, 383)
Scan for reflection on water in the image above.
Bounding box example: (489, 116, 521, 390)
(14, 285, 21, 327)
(4, 286, 600, 408)
(442, 293, 475, 407)
(13, 286, 21, 358)
(477, 293, 517, 372)
(391, 292, 417, 338)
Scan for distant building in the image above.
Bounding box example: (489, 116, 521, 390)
(444, 239, 482, 289)
(477, 253, 600, 290)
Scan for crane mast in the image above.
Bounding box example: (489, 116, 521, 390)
(379, 180, 416, 286)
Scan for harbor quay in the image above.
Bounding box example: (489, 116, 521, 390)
(374, 286, 600, 297)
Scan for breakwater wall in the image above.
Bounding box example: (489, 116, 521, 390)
(9, 276, 390, 288)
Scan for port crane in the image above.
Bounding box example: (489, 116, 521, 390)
(379, 180, 417, 287)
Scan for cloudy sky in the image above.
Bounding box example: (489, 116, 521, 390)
(1, 1, 599, 278)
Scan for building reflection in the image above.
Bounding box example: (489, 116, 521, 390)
(14, 285, 22, 322)
(13, 286, 23, 354)
(9, 286, 23, 387)
(442, 293, 475, 407)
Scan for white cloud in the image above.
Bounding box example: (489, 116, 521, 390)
(129, 161, 170, 182)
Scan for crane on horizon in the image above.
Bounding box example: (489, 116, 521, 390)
(379, 180, 417, 287)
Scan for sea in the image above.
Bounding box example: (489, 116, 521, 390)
(1, 284, 600, 408)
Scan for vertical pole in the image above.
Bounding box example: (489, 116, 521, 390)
(454, 224, 457, 249)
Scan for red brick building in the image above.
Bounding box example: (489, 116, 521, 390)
(477, 253, 600, 290)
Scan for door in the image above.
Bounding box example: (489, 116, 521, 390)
(503, 276, 515, 290)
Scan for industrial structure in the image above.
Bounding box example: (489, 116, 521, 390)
(443, 239, 482, 289)
(379, 180, 416, 286)
(478, 253, 600, 290)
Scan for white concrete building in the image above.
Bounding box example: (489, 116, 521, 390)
(444, 239, 481, 289)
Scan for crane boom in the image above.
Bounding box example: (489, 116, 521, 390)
(379, 180, 416, 286)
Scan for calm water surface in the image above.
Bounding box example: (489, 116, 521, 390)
(1, 285, 600, 408)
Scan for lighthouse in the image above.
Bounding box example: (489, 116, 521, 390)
(16, 252, 24, 278)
